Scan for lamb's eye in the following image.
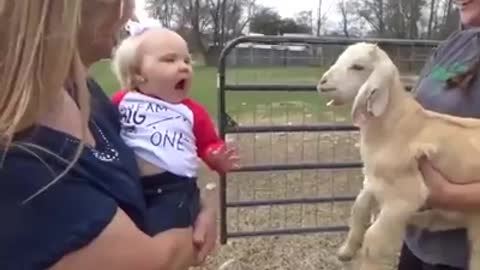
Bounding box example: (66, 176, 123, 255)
(350, 64, 365, 71)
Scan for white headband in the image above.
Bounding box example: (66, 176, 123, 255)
(125, 20, 163, 36)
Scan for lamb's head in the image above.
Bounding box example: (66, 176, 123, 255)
(317, 42, 384, 106)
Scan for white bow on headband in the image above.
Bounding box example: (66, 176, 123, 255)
(125, 20, 163, 36)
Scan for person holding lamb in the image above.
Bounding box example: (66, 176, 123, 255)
(397, 1, 480, 269)
(318, 0, 480, 268)
(110, 24, 239, 266)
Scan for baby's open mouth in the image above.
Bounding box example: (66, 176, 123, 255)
(175, 79, 187, 91)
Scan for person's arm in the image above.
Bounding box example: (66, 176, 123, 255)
(420, 159, 480, 211)
(185, 99, 239, 173)
(0, 148, 200, 270)
(54, 195, 219, 270)
(52, 188, 220, 270)
(187, 99, 225, 171)
(443, 182, 480, 210)
(51, 208, 195, 270)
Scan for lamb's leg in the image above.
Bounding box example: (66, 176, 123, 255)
(467, 215, 480, 270)
(359, 200, 420, 270)
(337, 184, 375, 261)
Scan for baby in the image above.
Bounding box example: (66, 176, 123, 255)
(110, 25, 239, 268)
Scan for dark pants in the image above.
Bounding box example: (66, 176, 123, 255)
(141, 171, 200, 235)
(398, 243, 464, 270)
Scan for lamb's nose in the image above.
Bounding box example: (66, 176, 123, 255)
(320, 78, 327, 85)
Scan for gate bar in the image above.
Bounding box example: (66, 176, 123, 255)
(226, 124, 358, 133)
(228, 226, 349, 238)
(225, 84, 317, 91)
(227, 195, 357, 208)
(224, 83, 413, 92)
(231, 162, 362, 172)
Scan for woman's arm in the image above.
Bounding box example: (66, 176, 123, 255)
(51, 184, 220, 270)
(420, 159, 480, 211)
(51, 208, 196, 270)
(444, 182, 480, 210)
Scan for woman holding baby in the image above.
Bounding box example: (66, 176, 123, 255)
(0, 0, 228, 269)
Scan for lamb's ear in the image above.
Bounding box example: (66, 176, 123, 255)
(369, 44, 378, 57)
(351, 85, 389, 127)
(367, 87, 389, 116)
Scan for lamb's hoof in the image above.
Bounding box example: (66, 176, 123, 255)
(337, 244, 356, 262)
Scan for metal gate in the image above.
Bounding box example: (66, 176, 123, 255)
(216, 36, 440, 244)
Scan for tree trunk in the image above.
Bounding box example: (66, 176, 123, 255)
(220, 0, 227, 46)
(427, 0, 435, 38)
(191, 0, 207, 56)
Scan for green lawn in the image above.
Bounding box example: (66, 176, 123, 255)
(89, 60, 349, 120)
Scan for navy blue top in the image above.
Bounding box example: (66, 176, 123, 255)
(0, 79, 147, 270)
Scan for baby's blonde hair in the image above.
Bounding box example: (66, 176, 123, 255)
(111, 34, 143, 90)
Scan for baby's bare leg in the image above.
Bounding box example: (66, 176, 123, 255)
(338, 184, 375, 261)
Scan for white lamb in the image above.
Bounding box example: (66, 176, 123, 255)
(316, 42, 480, 270)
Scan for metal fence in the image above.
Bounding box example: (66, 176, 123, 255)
(217, 36, 441, 244)
(224, 36, 438, 72)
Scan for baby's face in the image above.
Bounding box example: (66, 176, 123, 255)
(138, 29, 193, 103)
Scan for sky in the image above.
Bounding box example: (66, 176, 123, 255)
(135, 0, 337, 22)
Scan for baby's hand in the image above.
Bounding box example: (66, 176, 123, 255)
(206, 144, 240, 173)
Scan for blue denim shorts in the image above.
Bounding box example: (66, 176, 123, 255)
(141, 171, 200, 235)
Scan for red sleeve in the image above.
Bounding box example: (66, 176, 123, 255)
(111, 90, 128, 106)
(183, 99, 225, 171)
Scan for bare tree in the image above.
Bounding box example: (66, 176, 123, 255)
(356, 0, 385, 36)
(338, 0, 350, 37)
(146, 0, 257, 61)
(146, 0, 177, 28)
(207, 0, 222, 45)
(427, 0, 436, 38)
(295, 10, 313, 34)
(208, 0, 255, 46)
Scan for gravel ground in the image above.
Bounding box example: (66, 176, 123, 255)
(188, 104, 384, 270)
(193, 134, 364, 270)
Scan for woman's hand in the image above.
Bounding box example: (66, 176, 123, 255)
(420, 157, 480, 211)
(419, 158, 455, 209)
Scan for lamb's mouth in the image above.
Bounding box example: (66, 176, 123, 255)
(318, 87, 337, 92)
(326, 98, 345, 106)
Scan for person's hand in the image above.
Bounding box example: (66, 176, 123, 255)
(206, 144, 240, 173)
(419, 157, 454, 208)
(192, 200, 218, 265)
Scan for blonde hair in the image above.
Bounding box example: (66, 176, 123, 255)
(111, 34, 143, 90)
(0, 0, 84, 142)
(0, 0, 128, 202)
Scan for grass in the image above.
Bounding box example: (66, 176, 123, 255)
(88, 60, 350, 121)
